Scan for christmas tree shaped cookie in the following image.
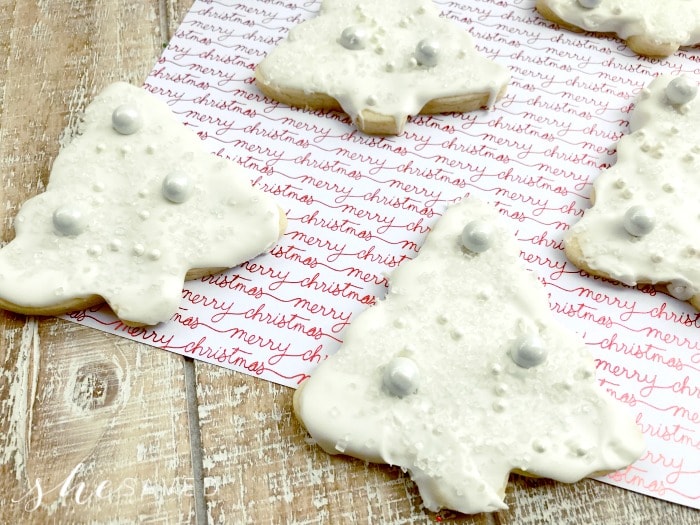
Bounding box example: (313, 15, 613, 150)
(255, 0, 509, 135)
(565, 75, 700, 311)
(537, 0, 700, 57)
(0, 82, 286, 326)
(293, 198, 644, 515)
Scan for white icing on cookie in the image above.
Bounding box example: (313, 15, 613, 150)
(256, 0, 509, 131)
(566, 75, 700, 306)
(668, 279, 695, 301)
(295, 198, 644, 515)
(0, 82, 283, 325)
(540, 0, 700, 50)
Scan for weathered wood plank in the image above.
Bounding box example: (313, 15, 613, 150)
(501, 474, 699, 524)
(0, 320, 196, 522)
(0, 0, 196, 522)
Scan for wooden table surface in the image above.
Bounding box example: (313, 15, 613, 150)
(0, 1, 698, 523)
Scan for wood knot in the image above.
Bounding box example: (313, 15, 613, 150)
(72, 362, 119, 410)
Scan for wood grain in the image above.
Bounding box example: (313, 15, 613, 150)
(0, 319, 196, 522)
(0, 0, 698, 523)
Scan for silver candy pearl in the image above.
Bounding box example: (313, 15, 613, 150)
(666, 76, 698, 105)
(383, 356, 420, 398)
(53, 205, 86, 236)
(511, 335, 548, 368)
(162, 171, 193, 203)
(623, 206, 655, 237)
(461, 220, 494, 253)
(111, 104, 143, 135)
(415, 38, 440, 67)
(339, 25, 369, 50)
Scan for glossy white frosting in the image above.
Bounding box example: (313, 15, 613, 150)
(256, 0, 509, 131)
(296, 198, 644, 514)
(0, 82, 282, 325)
(541, 0, 700, 47)
(566, 75, 700, 304)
